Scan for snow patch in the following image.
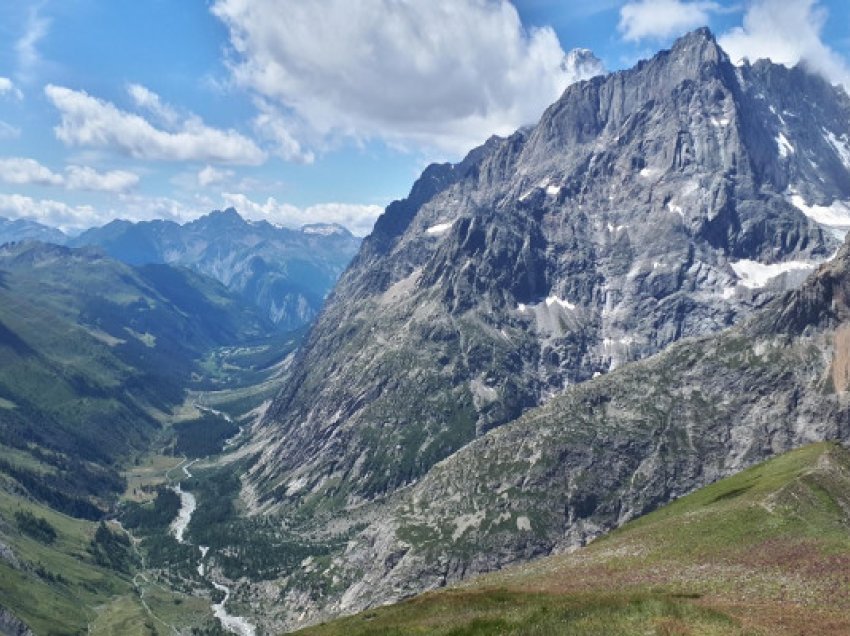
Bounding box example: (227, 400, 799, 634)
(730, 258, 817, 289)
(545, 296, 576, 311)
(516, 516, 532, 532)
(825, 130, 850, 169)
(666, 202, 684, 217)
(776, 132, 795, 158)
(788, 194, 850, 229)
(426, 221, 453, 235)
(639, 167, 661, 179)
(545, 184, 561, 196)
(710, 117, 730, 128)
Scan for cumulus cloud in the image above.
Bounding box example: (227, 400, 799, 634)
(0, 158, 64, 186)
(719, 0, 850, 88)
(0, 77, 23, 100)
(619, 0, 721, 41)
(221, 192, 382, 235)
(0, 194, 100, 232)
(0, 157, 139, 192)
(252, 101, 315, 163)
(0, 191, 201, 232)
(197, 165, 234, 187)
(64, 165, 140, 192)
(127, 83, 179, 126)
(211, 0, 604, 154)
(44, 84, 266, 165)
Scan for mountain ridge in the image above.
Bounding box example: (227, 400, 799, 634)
(248, 27, 849, 513)
(68, 208, 362, 330)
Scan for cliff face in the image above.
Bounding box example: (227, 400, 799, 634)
(250, 29, 850, 514)
(276, 235, 850, 630)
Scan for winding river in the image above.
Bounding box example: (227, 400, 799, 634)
(170, 458, 256, 636)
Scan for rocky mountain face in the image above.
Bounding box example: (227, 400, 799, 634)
(266, 212, 850, 633)
(248, 29, 850, 515)
(70, 209, 361, 330)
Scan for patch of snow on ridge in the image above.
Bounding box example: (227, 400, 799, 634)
(426, 221, 453, 235)
(730, 259, 817, 289)
(825, 130, 850, 170)
(788, 194, 850, 229)
(546, 184, 561, 196)
(545, 296, 576, 311)
(776, 132, 795, 158)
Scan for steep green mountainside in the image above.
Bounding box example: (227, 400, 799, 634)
(296, 442, 850, 636)
(0, 241, 296, 634)
(0, 241, 277, 518)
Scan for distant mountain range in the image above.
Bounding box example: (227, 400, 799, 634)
(0, 216, 66, 245)
(0, 209, 362, 330)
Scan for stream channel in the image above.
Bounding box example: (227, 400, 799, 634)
(169, 445, 256, 635)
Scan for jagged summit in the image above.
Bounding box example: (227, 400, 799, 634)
(250, 28, 850, 532)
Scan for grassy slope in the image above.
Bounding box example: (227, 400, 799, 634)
(0, 243, 291, 633)
(296, 442, 850, 636)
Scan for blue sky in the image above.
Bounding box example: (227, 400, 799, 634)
(0, 0, 849, 235)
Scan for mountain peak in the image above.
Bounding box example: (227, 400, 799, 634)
(667, 26, 724, 64)
(206, 207, 245, 223)
(561, 47, 605, 83)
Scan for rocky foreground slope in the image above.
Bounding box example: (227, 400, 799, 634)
(249, 28, 850, 515)
(298, 442, 850, 636)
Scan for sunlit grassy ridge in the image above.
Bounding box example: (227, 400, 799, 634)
(296, 442, 850, 636)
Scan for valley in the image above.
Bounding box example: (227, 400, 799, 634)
(3, 23, 850, 636)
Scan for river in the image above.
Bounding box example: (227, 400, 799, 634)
(170, 458, 257, 636)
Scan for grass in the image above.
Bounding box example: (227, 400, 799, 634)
(0, 490, 134, 634)
(296, 442, 850, 636)
(123, 454, 184, 503)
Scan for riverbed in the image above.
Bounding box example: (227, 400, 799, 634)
(170, 458, 256, 636)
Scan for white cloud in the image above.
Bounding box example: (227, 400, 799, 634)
(64, 165, 139, 192)
(719, 0, 850, 88)
(0, 158, 64, 186)
(211, 0, 604, 155)
(15, 6, 49, 82)
(0, 157, 139, 192)
(0, 191, 198, 232)
(619, 0, 721, 42)
(197, 165, 234, 187)
(221, 192, 382, 235)
(0, 77, 23, 100)
(44, 84, 267, 165)
(252, 101, 315, 163)
(0, 194, 100, 232)
(127, 83, 179, 126)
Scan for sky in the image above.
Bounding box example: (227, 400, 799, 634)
(0, 0, 849, 236)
